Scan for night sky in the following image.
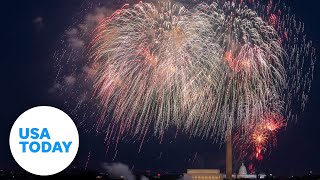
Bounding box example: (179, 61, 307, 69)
(1, 0, 320, 177)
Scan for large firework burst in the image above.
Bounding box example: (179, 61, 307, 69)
(87, 2, 215, 140)
(53, 0, 315, 147)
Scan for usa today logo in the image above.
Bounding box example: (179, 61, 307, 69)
(9, 106, 79, 176)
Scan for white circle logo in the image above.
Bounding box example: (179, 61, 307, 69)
(9, 106, 79, 176)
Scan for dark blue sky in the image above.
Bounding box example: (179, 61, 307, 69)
(1, 0, 320, 177)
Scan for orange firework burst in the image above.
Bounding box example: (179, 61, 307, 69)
(233, 111, 285, 169)
(250, 113, 285, 161)
(252, 131, 267, 146)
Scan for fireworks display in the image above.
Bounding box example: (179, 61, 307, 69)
(53, 0, 315, 161)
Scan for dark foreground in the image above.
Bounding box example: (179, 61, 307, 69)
(1, 170, 319, 180)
